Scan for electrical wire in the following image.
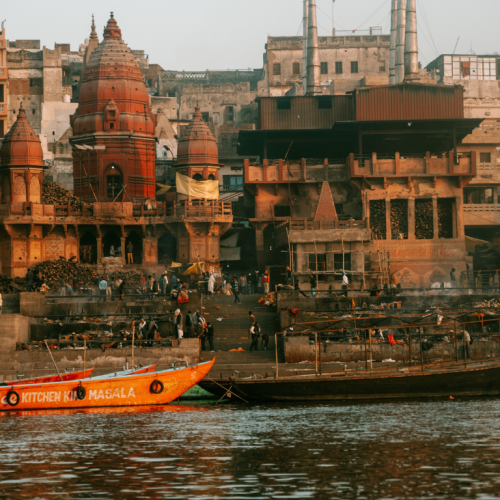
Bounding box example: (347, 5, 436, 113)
(418, 0, 440, 57)
(316, 4, 347, 31)
(353, 0, 391, 33)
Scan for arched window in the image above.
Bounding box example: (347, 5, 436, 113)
(105, 165, 123, 199)
(208, 174, 216, 180)
(193, 173, 203, 181)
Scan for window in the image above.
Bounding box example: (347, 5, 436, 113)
(0, 69, 4, 75)
(273, 63, 281, 76)
(497, 59, 500, 80)
(167, 92, 176, 98)
(109, 123, 114, 130)
(292, 62, 300, 75)
(335, 62, 343, 74)
(277, 98, 291, 110)
(309, 253, 327, 272)
(480, 152, 492, 163)
(351, 61, 359, 74)
(32, 109, 36, 115)
(224, 106, 234, 123)
(201, 112, 209, 123)
(0, 105, 3, 112)
(274, 205, 291, 217)
(379, 60, 387, 72)
(223, 175, 243, 192)
(107, 174, 122, 199)
(0, 84, 3, 102)
(318, 97, 332, 109)
(29, 78, 43, 88)
(334, 253, 351, 272)
(320, 62, 328, 74)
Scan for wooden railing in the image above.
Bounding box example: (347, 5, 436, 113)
(131, 201, 232, 219)
(8, 202, 93, 217)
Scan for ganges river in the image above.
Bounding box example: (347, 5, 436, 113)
(1, 399, 500, 499)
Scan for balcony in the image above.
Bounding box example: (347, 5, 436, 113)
(463, 204, 500, 226)
(348, 152, 476, 178)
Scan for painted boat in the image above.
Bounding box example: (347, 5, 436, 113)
(3, 368, 95, 386)
(0, 359, 215, 411)
(90, 365, 157, 380)
(228, 359, 500, 402)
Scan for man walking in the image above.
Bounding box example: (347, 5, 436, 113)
(99, 276, 107, 302)
(309, 274, 317, 298)
(247, 274, 253, 295)
(249, 324, 260, 351)
(127, 241, 134, 264)
(248, 310, 256, 336)
(233, 277, 241, 304)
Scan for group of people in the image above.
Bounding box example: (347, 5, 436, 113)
(173, 309, 215, 351)
(248, 310, 269, 351)
(25, 269, 50, 294)
(206, 270, 271, 297)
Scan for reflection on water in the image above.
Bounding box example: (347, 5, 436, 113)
(1, 399, 500, 498)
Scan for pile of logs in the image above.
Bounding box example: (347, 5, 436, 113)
(109, 270, 142, 288)
(438, 200, 454, 239)
(415, 199, 434, 239)
(370, 200, 387, 240)
(390, 200, 408, 238)
(0, 276, 29, 294)
(39, 259, 98, 287)
(42, 180, 82, 211)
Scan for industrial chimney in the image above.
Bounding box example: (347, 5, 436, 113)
(302, 0, 309, 95)
(389, 0, 397, 84)
(394, 0, 406, 83)
(404, 0, 419, 80)
(306, 0, 321, 96)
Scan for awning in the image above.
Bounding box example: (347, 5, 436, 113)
(220, 233, 239, 248)
(176, 172, 219, 200)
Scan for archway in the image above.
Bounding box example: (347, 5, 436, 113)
(125, 231, 142, 264)
(158, 232, 177, 264)
(193, 173, 203, 181)
(80, 231, 97, 264)
(104, 164, 123, 200)
(103, 230, 122, 257)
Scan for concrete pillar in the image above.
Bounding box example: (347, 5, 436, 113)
(408, 198, 415, 240)
(386, 200, 392, 240)
(432, 197, 439, 239)
(96, 237, 102, 263)
(456, 196, 465, 237)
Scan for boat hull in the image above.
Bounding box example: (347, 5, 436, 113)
(0, 360, 214, 411)
(230, 362, 500, 402)
(198, 379, 230, 398)
(5, 369, 95, 386)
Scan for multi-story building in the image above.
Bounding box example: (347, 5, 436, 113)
(0, 22, 7, 138)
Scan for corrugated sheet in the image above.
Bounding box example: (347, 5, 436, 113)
(259, 96, 354, 130)
(355, 83, 464, 122)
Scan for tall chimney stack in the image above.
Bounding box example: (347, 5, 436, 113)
(302, 0, 309, 96)
(404, 0, 419, 80)
(389, 0, 397, 84)
(395, 0, 406, 83)
(306, 0, 321, 96)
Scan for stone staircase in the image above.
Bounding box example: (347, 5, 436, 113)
(198, 294, 284, 374)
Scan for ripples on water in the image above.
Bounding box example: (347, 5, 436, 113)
(1, 399, 500, 499)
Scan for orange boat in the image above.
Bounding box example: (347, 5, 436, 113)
(0, 359, 215, 411)
(3, 368, 95, 386)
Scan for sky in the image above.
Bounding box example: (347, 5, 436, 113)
(2, 0, 499, 70)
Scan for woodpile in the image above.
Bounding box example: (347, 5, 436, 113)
(370, 200, 386, 240)
(39, 259, 98, 287)
(0, 276, 29, 293)
(109, 270, 142, 288)
(438, 199, 454, 239)
(415, 199, 433, 240)
(390, 200, 408, 238)
(42, 180, 82, 211)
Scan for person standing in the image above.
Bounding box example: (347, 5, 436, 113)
(185, 310, 195, 338)
(248, 310, 256, 337)
(309, 274, 317, 298)
(342, 272, 349, 297)
(199, 323, 207, 351)
(174, 309, 183, 338)
(26, 269, 34, 292)
(118, 279, 126, 301)
(450, 267, 456, 287)
(206, 322, 215, 351)
(463, 330, 471, 360)
(255, 270, 261, 294)
(260, 323, 269, 350)
(233, 277, 241, 304)
(59, 276, 66, 296)
(170, 273, 178, 292)
(249, 324, 260, 351)
(159, 274, 167, 296)
(208, 273, 215, 294)
(262, 270, 270, 294)
(146, 319, 158, 347)
(247, 274, 253, 295)
(239, 274, 247, 295)
(127, 241, 134, 264)
(138, 317, 147, 341)
(286, 266, 292, 286)
(99, 277, 107, 302)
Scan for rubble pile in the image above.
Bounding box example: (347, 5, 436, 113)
(42, 180, 83, 211)
(39, 259, 98, 287)
(415, 199, 433, 239)
(369, 200, 386, 240)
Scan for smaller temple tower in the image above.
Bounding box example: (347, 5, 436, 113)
(165, 106, 232, 263)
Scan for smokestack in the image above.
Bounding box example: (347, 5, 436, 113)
(306, 0, 321, 96)
(302, 0, 309, 96)
(404, 0, 419, 80)
(395, 0, 406, 83)
(389, 0, 397, 84)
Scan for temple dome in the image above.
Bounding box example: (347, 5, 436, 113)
(177, 106, 220, 166)
(0, 103, 44, 168)
(71, 14, 155, 137)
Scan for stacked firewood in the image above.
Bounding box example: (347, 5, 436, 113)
(390, 200, 408, 237)
(370, 200, 387, 240)
(42, 180, 83, 211)
(415, 200, 433, 239)
(0, 276, 29, 293)
(438, 200, 453, 239)
(39, 259, 98, 287)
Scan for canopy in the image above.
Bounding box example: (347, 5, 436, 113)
(176, 172, 219, 200)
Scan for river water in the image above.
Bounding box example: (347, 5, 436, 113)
(1, 399, 500, 499)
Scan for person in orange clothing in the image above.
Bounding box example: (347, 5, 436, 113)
(262, 270, 270, 294)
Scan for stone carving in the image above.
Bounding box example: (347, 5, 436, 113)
(14, 175, 26, 196)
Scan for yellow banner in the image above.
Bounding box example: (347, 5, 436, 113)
(175, 172, 219, 200)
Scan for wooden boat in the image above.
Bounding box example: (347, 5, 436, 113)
(90, 365, 157, 379)
(2, 368, 95, 386)
(0, 359, 214, 411)
(228, 359, 500, 402)
(198, 379, 230, 398)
